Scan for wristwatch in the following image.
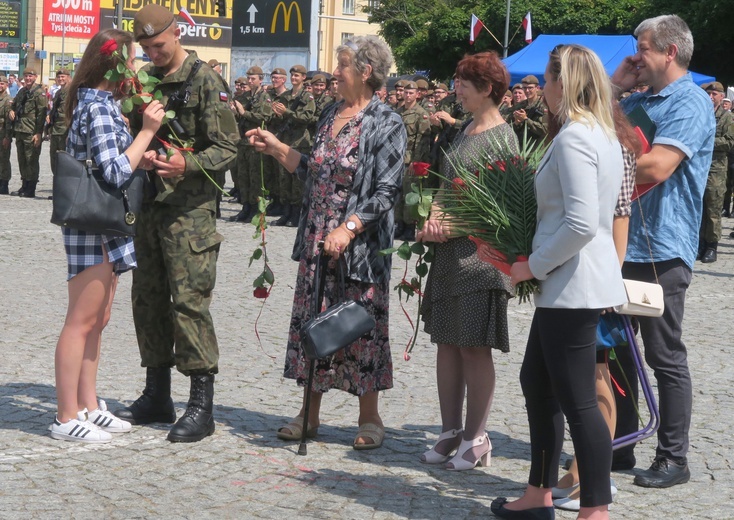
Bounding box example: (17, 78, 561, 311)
(345, 221, 357, 232)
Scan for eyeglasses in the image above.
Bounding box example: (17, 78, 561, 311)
(551, 44, 566, 55)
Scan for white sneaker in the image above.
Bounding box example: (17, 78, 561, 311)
(49, 410, 112, 443)
(87, 399, 132, 433)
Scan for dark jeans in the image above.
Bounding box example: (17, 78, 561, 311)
(611, 259, 692, 461)
(520, 307, 612, 508)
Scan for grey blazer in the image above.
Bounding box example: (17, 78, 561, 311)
(528, 119, 627, 309)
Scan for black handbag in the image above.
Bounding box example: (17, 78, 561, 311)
(50, 108, 145, 237)
(297, 249, 375, 455)
(300, 253, 375, 360)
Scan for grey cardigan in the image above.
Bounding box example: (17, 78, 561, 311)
(291, 96, 407, 284)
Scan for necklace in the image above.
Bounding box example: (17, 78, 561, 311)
(335, 111, 357, 120)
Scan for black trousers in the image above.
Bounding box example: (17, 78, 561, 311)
(520, 307, 612, 508)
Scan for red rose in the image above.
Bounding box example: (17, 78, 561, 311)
(100, 39, 118, 56)
(496, 160, 506, 172)
(253, 287, 269, 299)
(452, 177, 466, 190)
(412, 161, 431, 177)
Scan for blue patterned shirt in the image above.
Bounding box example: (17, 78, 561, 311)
(620, 74, 715, 270)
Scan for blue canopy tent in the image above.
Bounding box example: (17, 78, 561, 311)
(502, 34, 715, 86)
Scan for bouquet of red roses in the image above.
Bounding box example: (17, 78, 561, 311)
(440, 140, 547, 303)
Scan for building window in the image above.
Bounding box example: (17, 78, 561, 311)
(342, 0, 354, 15)
(368, 0, 380, 8)
(341, 32, 354, 44)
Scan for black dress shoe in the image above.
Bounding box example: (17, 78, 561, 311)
(701, 247, 717, 264)
(490, 497, 554, 519)
(634, 456, 690, 488)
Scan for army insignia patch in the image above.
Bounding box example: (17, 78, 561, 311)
(220, 92, 228, 101)
(144, 24, 155, 36)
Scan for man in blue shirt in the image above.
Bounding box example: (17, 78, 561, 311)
(611, 14, 715, 489)
(7, 74, 19, 98)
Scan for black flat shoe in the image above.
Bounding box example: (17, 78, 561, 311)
(490, 498, 554, 519)
(634, 456, 690, 488)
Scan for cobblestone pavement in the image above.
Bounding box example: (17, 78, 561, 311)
(1, 153, 733, 519)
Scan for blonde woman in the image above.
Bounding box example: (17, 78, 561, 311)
(492, 45, 627, 520)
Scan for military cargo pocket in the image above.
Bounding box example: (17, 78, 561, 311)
(188, 232, 224, 254)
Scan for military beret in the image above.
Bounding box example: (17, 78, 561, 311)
(303, 79, 311, 86)
(426, 89, 434, 95)
(23, 68, 37, 75)
(56, 68, 71, 76)
(235, 77, 248, 84)
(436, 83, 448, 91)
(247, 66, 263, 75)
(512, 83, 524, 91)
(134, 4, 176, 42)
(521, 75, 540, 85)
(404, 81, 418, 90)
(271, 68, 287, 76)
(505, 90, 512, 98)
(0, 75, 7, 83)
(415, 79, 429, 89)
(705, 81, 725, 93)
(290, 64, 307, 74)
(395, 79, 407, 88)
(724, 98, 732, 103)
(388, 90, 396, 95)
(311, 74, 327, 84)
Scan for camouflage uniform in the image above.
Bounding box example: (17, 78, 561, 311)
(701, 105, 734, 244)
(265, 88, 289, 208)
(236, 85, 272, 206)
(429, 92, 468, 189)
(11, 83, 46, 182)
(506, 96, 547, 149)
(0, 89, 12, 186)
(396, 103, 432, 225)
(128, 51, 239, 375)
(232, 89, 248, 200)
(47, 86, 69, 176)
(273, 87, 315, 206)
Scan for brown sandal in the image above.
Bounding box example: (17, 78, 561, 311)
(353, 422, 385, 450)
(277, 418, 319, 441)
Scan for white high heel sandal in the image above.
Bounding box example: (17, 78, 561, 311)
(420, 428, 463, 464)
(446, 433, 491, 471)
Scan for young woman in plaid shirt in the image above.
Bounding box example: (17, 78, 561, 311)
(50, 29, 165, 443)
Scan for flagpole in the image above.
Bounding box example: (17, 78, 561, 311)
(482, 25, 503, 48)
(503, 0, 511, 57)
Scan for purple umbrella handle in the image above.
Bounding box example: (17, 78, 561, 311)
(612, 315, 660, 450)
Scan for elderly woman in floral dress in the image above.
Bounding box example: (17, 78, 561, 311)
(247, 36, 406, 450)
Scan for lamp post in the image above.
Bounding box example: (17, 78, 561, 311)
(61, 3, 67, 72)
(503, 0, 511, 57)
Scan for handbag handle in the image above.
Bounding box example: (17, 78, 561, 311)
(312, 243, 348, 317)
(633, 187, 659, 284)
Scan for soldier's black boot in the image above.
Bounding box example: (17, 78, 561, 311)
(701, 242, 718, 264)
(167, 374, 215, 443)
(266, 198, 283, 216)
(286, 204, 300, 227)
(19, 181, 37, 198)
(0, 180, 9, 195)
(10, 180, 27, 196)
(271, 203, 291, 226)
(113, 367, 176, 425)
(228, 202, 252, 222)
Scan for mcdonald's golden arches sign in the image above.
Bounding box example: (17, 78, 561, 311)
(232, 0, 310, 47)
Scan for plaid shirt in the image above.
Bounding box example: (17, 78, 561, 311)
(615, 144, 636, 217)
(62, 88, 136, 280)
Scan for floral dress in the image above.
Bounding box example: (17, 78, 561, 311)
(283, 111, 393, 396)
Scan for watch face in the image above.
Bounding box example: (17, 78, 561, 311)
(346, 221, 356, 231)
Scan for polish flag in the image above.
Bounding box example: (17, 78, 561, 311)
(470, 14, 484, 45)
(522, 12, 533, 43)
(179, 8, 197, 27)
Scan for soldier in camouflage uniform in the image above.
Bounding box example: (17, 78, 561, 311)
(505, 75, 547, 150)
(0, 76, 12, 194)
(113, 5, 239, 444)
(416, 79, 435, 114)
(395, 81, 432, 240)
(429, 86, 468, 189)
(9, 68, 46, 198)
(47, 69, 70, 177)
(699, 82, 734, 263)
(229, 66, 272, 223)
(226, 77, 249, 203)
(310, 73, 333, 127)
(270, 64, 316, 227)
(263, 68, 289, 216)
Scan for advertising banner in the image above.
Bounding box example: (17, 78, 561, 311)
(232, 0, 310, 48)
(99, 0, 232, 49)
(43, 0, 101, 37)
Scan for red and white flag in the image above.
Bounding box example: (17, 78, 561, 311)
(179, 7, 197, 27)
(470, 14, 485, 45)
(522, 12, 533, 43)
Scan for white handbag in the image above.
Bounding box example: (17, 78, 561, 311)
(615, 279, 664, 317)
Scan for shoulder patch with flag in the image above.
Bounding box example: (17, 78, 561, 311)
(220, 92, 229, 102)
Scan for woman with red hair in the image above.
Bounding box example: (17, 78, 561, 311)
(417, 52, 519, 470)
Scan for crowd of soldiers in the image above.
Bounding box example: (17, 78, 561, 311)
(2, 63, 734, 262)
